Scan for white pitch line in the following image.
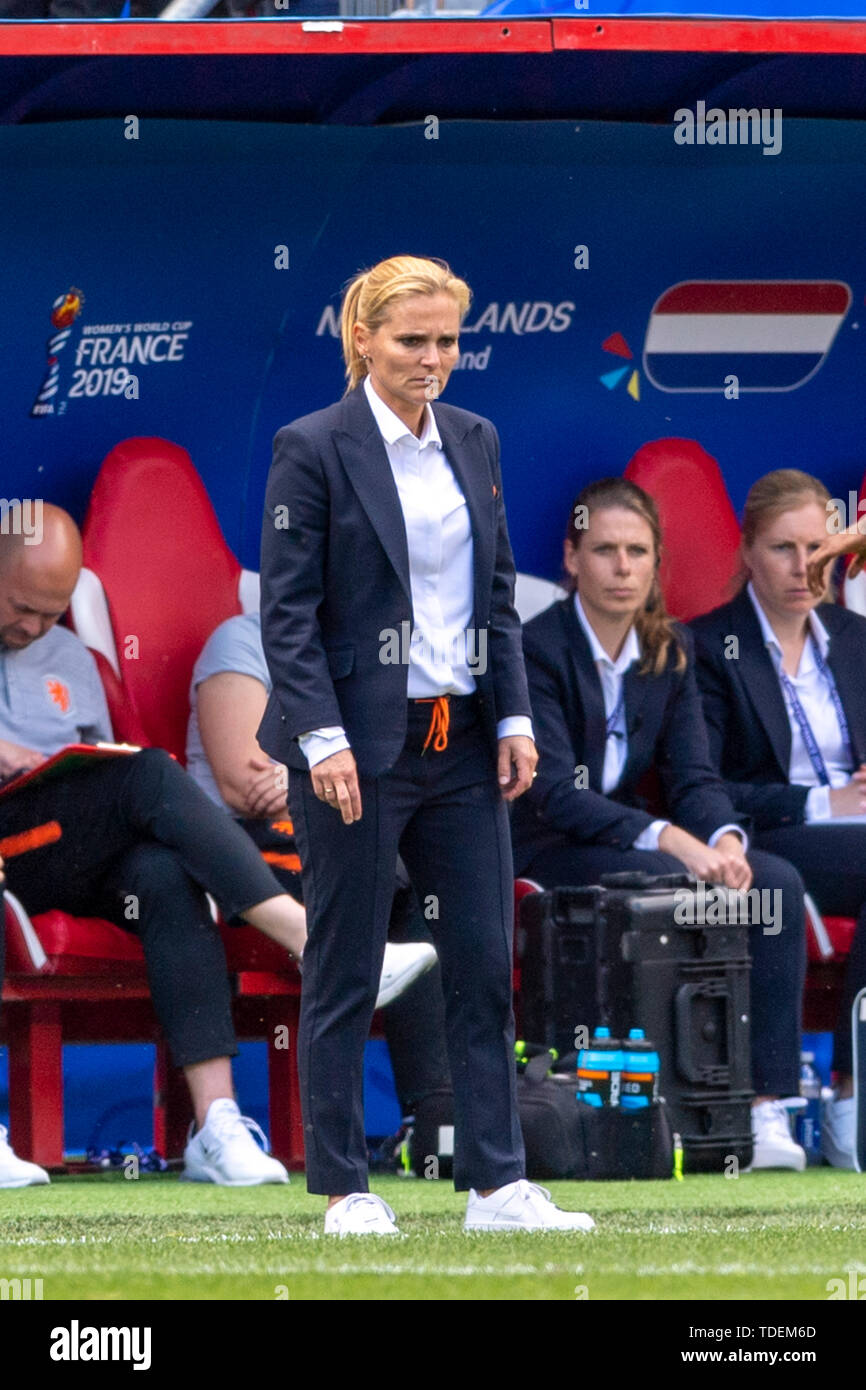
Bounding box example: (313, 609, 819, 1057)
(21, 1263, 582, 1279)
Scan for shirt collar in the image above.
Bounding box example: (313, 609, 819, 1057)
(745, 575, 834, 661)
(363, 373, 441, 450)
(746, 581, 830, 662)
(574, 592, 641, 675)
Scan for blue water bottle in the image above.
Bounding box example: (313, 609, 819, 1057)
(795, 1051, 822, 1164)
(576, 1026, 623, 1107)
(620, 1027, 660, 1110)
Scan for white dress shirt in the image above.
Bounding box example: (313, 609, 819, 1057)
(747, 583, 853, 821)
(299, 374, 532, 768)
(574, 594, 744, 852)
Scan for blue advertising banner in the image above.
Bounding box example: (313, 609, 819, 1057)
(4, 117, 866, 581)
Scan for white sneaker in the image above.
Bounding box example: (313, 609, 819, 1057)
(747, 1099, 807, 1171)
(822, 1094, 856, 1169)
(375, 942, 437, 1010)
(0, 1125, 50, 1188)
(464, 1179, 595, 1232)
(182, 1099, 289, 1186)
(324, 1192, 400, 1236)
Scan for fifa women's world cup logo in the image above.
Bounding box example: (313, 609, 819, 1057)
(30, 288, 84, 417)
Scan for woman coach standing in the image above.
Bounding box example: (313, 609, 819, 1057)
(258, 255, 593, 1234)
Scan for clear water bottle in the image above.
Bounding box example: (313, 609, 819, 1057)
(620, 1027, 660, 1110)
(576, 1026, 623, 1107)
(795, 1051, 822, 1164)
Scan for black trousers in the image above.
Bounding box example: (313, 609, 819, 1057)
(523, 841, 806, 1098)
(0, 749, 282, 1067)
(289, 695, 524, 1195)
(238, 818, 451, 1117)
(756, 823, 866, 1074)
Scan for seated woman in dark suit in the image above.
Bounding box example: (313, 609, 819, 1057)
(691, 468, 866, 1169)
(512, 477, 808, 1171)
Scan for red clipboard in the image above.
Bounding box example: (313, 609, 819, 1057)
(0, 742, 141, 799)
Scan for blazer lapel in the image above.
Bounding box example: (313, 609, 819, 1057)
(732, 589, 793, 778)
(562, 600, 608, 789)
(620, 661, 652, 786)
(333, 387, 412, 605)
(434, 407, 495, 626)
(821, 606, 866, 766)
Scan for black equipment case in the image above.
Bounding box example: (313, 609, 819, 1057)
(518, 872, 754, 1172)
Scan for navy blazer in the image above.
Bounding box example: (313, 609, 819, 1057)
(690, 587, 866, 832)
(256, 381, 531, 776)
(511, 597, 743, 875)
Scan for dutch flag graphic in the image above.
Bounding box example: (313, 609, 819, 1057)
(643, 280, 851, 393)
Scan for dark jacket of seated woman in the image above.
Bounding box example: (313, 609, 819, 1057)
(511, 598, 742, 876)
(690, 586, 866, 834)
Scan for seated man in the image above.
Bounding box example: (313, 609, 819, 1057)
(187, 611, 449, 1143)
(0, 505, 433, 1187)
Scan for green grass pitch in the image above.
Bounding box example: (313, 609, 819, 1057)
(0, 1168, 863, 1301)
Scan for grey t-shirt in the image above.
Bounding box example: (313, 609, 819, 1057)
(186, 612, 271, 817)
(0, 624, 113, 756)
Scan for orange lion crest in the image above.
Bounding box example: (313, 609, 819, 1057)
(45, 677, 70, 713)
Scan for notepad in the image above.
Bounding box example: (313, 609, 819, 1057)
(0, 742, 141, 799)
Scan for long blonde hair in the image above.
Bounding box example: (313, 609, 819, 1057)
(738, 468, 837, 595)
(339, 255, 471, 393)
(565, 477, 686, 676)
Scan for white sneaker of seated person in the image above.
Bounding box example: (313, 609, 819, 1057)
(182, 1099, 289, 1186)
(822, 1092, 856, 1170)
(464, 1180, 595, 1232)
(747, 1099, 806, 1171)
(324, 1193, 400, 1236)
(375, 942, 437, 1009)
(0, 1124, 50, 1189)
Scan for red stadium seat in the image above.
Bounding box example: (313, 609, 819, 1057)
(0, 438, 301, 1170)
(1, 893, 300, 1169)
(625, 438, 741, 622)
(71, 436, 258, 760)
(625, 439, 854, 1039)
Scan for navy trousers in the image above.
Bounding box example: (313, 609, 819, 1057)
(523, 841, 806, 1098)
(289, 695, 525, 1195)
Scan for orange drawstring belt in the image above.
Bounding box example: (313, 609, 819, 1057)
(416, 695, 450, 753)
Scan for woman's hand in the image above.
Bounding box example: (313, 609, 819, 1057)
(658, 825, 753, 890)
(0, 739, 45, 779)
(829, 768, 866, 818)
(311, 749, 362, 825)
(807, 527, 866, 596)
(497, 735, 538, 802)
